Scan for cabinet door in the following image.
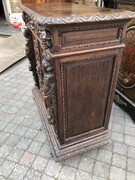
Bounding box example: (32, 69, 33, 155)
(56, 50, 120, 144)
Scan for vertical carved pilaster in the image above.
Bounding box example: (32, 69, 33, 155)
(42, 52, 56, 125)
(33, 38, 44, 89)
(23, 11, 57, 131)
(38, 26, 57, 132)
(23, 28, 39, 88)
(22, 12, 39, 88)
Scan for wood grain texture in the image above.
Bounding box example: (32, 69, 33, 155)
(19, 3, 135, 25)
(62, 56, 114, 138)
(32, 87, 111, 162)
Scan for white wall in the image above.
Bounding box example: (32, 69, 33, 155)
(2, 0, 12, 23)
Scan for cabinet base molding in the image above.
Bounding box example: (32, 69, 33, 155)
(33, 87, 110, 162)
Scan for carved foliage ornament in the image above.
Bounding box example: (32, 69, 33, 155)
(20, 4, 135, 25)
(38, 25, 52, 50)
(23, 12, 52, 50)
(37, 25, 55, 125)
(33, 38, 44, 89)
(23, 28, 39, 88)
(42, 52, 56, 125)
(23, 28, 33, 71)
(22, 12, 29, 25)
(23, 11, 55, 125)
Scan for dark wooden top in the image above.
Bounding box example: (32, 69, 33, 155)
(19, 2, 135, 25)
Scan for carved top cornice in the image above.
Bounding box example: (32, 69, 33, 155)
(19, 3, 135, 25)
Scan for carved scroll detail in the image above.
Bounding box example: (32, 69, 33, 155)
(22, 12, 35, 30)
(42, 53, 56, 125)
(23, 28, 39, 88)
(33, 38, 44, 90)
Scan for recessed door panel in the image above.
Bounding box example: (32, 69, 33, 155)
(61, 56, 114, 138)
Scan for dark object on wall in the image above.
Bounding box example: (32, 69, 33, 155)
(0, 0, 4, 17)
(20, 2, 135, 161)
(104, 0, 115, 8)
(114, 0, 135, 122)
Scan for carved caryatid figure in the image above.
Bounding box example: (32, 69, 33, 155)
(42, 52, 56, 125)
(23, 11, 56, 126)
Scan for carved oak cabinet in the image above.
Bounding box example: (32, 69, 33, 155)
(20, 2, 135, 161)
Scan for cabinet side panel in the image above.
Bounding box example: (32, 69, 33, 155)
(62, 57, 114, 138)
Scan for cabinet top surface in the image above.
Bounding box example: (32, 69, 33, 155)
(20, 2, 135, 25)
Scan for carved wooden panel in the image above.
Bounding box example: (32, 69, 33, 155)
(60, 27, 119, 48)
(55, 49, 120, 145)
(60, 56, 114, 139)
(58, 23, 124, 53)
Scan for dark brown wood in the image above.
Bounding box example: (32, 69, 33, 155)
(22, 0, 31, 3)
(114, 0, 135, 122)
(23, 27, 39, 88)
(20, 2, 135, 161)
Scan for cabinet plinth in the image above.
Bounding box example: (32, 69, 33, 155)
(20, 2, 135, 161)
